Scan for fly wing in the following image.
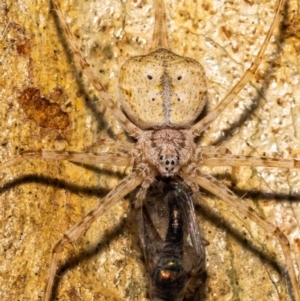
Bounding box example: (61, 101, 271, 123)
(179, 184, 206, 276)
(137, 177, 206, 301)
(137, 179, 168, 274)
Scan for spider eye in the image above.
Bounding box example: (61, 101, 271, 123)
(177, 75, 182, 80)
(147, 75, 153, 80)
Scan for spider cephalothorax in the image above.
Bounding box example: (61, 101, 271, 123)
(138, 129, 194, 177)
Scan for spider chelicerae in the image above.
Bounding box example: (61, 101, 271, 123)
(0, 0, 300, 300)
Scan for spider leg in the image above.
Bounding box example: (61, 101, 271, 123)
(50, 0, 141, 137)
(85, 138, 134, 153)
(43, 169, 144, 301)
(200, 151, 300, 169)
(191, 0, 286, 136)
(190, 171, 300, 301)
(0, 149, 131, 171)
(150, 0, 170, 51)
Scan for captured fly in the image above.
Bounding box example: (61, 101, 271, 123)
(137, 178, 206, 301)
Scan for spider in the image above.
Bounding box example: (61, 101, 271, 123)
(0, 0, 300, 298)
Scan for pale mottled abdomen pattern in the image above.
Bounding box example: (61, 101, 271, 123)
(119, 48, 207, 129)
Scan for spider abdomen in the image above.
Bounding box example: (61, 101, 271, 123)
(119, 48, 207, 129)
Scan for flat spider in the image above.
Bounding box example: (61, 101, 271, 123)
(0, 0, 300, 300)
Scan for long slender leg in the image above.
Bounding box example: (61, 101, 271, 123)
(43, 170, 144, 301)
(191, 0, 286, 136)
(200, 152, 300, 169)
(50, 0, 141, 137)
(85, 138, 134, 153)
(150, 0, 170, 51)
(0, 149, 131, 171)
(191, 171, 300, 301)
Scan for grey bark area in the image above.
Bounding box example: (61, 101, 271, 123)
(0, 0, 299, 300)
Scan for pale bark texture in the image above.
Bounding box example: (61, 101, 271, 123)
(0, 0, 300, 300)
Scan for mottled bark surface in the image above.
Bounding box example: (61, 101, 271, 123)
(0, 0, 299, 300)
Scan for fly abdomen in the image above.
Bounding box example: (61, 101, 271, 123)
(154, 258, 187, 300)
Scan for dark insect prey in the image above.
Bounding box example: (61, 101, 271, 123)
(138, 178, 206, 301)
